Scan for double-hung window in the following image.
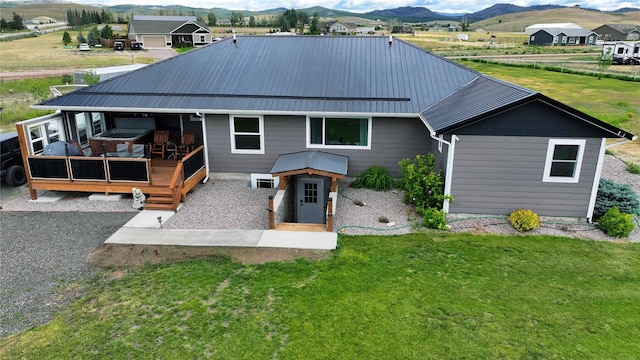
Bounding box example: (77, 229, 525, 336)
(307, 116, 371, 149)
(542, 139, 585, 183)
(230, 115, 264, 154)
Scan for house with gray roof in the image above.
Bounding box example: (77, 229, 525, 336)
(21, 36, 636, 223)
(128, 15, 213, 49)
(529, 27, 598, 46)
(593, 24, 640, 41)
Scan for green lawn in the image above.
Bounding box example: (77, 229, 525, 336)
(2, 233, 639, 359)
(457, 60, 640, 137)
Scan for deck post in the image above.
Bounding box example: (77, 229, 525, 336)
(268, 195, 275, 229)
(327, 197, 333, 232)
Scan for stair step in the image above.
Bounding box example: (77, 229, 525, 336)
(147, 196, 174, 203)
(144, 203, 175, 211)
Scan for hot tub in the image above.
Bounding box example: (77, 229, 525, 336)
(89, 128, 154, 155)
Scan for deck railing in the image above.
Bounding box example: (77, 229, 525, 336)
(27, 155, 151, 183)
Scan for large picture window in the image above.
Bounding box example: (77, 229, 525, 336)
(27, 117, 65, 154)
(543, 139, 585, 183)
(307, 116, 371, 149)
(230, 115, 264, 154)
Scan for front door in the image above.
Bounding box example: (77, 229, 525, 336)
(296, 177, 325, 224)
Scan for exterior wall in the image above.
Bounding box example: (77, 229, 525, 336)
(530, 31, 553, 45)
(447, 135, 602, 218)
(205, 115, 432, 176)
(593, 26, 626, 41)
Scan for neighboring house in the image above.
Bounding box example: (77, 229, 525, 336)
(355, 27, 376, 35)
(592, 24, 640, 41)
(324, 21, 357, 35)
(127, 15, 213, 49)
(529, 28, 598, 46)
(22, 36, 635, 223)
(525, 23, 582, 35)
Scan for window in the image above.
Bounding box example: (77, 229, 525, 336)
(307, 116, 371, 149)
(91, 112, 105, 136)
(200, 35, 205, 42)
(530, 35, 535, 41)
(543, 139, 585, 183)
(229, 115, 264, 154)
(27, 117, 65, 154)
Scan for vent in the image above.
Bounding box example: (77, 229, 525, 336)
(250, 173, 279, 189)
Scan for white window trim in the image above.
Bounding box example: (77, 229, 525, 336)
(306, 116, 372, 150)
(229, 115, 265, 154)
(27, 117, 65, 154)
(542, 139, 586, 183)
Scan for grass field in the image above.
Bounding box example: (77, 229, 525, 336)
(1, 233, 639, 359)
(456, 60, 640, 162)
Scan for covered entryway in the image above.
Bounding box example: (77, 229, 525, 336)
(269, 151, 348, 231)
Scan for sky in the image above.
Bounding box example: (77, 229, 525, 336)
(60, 0, 638, 14)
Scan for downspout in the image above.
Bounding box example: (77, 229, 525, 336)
(195, 112, 210, 183)
(420, 115, 457, 213)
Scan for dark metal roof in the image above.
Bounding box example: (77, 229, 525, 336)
(422, 76, 535, 132)
(271, 151, 348, 175)
(129, 19, 209, 35)
(37, 36, 482, 116)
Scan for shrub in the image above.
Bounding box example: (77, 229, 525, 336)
(421, 207, 448, 230)
(597, 207, 635, 238)
(594, 178, 640, 219)
(398, 154, 449, 211)
(509, 209, 540, 232)
(626, 162, 640, 174)
(352, 165, 395, 191)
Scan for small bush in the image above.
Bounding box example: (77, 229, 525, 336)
(594, 178, 640, 219)
(509, 209, 540, 232)
(398, 154, 448, 210)
(352, 165, 395, 191)
(597, 207, 635, 238)
(421, 207, 448, 230)
(626, 162, 640, 174)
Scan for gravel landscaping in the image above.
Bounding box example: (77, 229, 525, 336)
(0, 212, 135, 337)
(0, 154, 637, 336)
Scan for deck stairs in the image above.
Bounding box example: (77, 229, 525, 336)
(144, 189, 177, 211)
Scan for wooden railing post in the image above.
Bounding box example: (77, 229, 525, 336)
(268, 195, 275, 229)
(327, 197, 333, 232)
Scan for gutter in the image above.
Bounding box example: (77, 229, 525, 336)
(420, 115, 457, 213)
(195, 112, 210, 184)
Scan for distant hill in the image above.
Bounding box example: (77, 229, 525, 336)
(466, 4, 564, 22)
(1, 1, 638, 29)
(363, 6, 445, 22)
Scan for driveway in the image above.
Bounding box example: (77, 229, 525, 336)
(0, 211, 135, 337)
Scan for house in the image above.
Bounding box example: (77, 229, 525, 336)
(524, 23, 582, 35)
(528, 28, 598, 46)
(20, 36, 635, 225)
(592, 24, 640, 41)
(324, 21, 357, 35)
(127, 15, 213, 49)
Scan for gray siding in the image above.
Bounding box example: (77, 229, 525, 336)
(448, 135, 602, 217)
(206, 115, 433, 176)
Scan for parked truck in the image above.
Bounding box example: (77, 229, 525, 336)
(602, 41, 640, 65)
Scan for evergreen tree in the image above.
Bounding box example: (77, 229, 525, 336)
(309, 12, 320, 35)
(249, 15, 256, 28)
(62, 30, 72, 45)
(100, 24, 114, 39)
(87, 27, 99, 46)
(207, 11, 217, 26)
(77, 30, 87, 44)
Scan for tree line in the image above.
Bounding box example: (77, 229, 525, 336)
(207, 9, 322, 34)
(0, 13, 26, 32)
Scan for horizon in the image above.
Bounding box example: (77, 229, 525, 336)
(15, 0, 638, 14)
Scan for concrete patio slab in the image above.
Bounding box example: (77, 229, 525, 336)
(105, 228, 264, 247)
(123, 207, 182, 229)
(28, 191, 68, 202)
(258, 230, 338, 250)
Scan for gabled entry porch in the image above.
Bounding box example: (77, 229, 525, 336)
(267, 151, 348, 232)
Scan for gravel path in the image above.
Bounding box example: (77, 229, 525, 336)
(0, 212, 135, 337)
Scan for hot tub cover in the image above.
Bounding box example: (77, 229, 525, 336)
(271, 151, 348, 176)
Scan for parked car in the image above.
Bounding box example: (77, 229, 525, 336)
(0, 132, 26, 186)
(113, 41, 124, 51)
(79, 43, 90, 51)
(131, 42, 142, 50)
